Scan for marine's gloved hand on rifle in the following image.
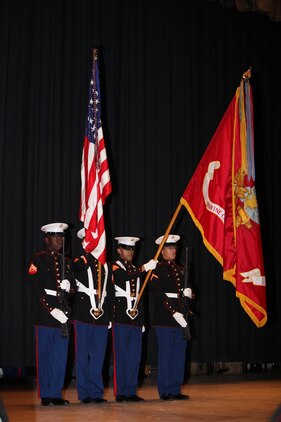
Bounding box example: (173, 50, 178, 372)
(50, 308, 68, 323)
(173, 311, 187, 328)
(60, 279, 70, 293)
(143, 259, 158, 272)
(183, 287, 192, 299)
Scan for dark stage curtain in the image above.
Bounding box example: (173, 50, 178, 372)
(0, 0, 280, 368)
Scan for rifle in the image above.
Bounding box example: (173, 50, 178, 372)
(58, 236, 71, 338)
(181, 246, 192, 341)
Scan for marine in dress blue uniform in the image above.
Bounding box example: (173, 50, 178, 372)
(149, 234, 193, 401)
(28, 223, 76, 406)
(112, 236, 157, 403)
(71, 228, 114, 404)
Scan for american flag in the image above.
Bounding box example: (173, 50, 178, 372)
(80, 48, 112, 264)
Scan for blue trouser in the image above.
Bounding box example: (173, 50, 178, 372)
(112, 323, 142, 397)
(74, 321, 108, 400)
(36, 325, 69, 399)
(155, 326, 187, 397)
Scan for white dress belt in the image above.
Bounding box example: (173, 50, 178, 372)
(165, 293, 178, 298)
(44, 289, 57, 296)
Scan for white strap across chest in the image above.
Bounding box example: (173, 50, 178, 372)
(76, 263, 108, 309)
(114, 261, 140, 311)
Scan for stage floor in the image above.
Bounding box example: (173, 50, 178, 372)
(1, 369, 281, 421)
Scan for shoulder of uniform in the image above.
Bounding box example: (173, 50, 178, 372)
(158, 261, 167, 266)
(112, 263, 121, 271)
(32, 251, 47, 259)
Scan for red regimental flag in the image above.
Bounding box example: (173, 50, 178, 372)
(180, 70, 267, 327)
(80, 48, 112, 264)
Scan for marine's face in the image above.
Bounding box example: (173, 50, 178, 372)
(45, 235, 64, 253)
(161, 245, 177, 261)
(117, 246, 135, 263)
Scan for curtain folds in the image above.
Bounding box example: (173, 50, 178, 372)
(0, 0, 280, 367)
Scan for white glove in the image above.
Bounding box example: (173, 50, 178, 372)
(173, 312, 187, 328)
(183, 287, 192, 299)
(143, 259, 158, 272)
(60, 279, 70, 293)
(142, 325, 145, 333)
(108, 321, 112, 329)
(50, 308, 68, 324)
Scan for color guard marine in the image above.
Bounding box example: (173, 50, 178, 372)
(28, 223, 76, 406)
(111, 236, 157, 403)
(149, 234, 194, 401)
(71, 227, 114, 404)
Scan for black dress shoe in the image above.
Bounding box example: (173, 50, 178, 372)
(41, 397, 52, 406)
(81, 397, 92, 404)
(91, 398, 107, 403)
(160, 394, 173, 401)
(116, 395, 127, 402)
(51, 398, 70, 406)
(126, 395, 144, 402)
(172, 393, 190, 400)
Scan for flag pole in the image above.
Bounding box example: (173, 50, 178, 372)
(133, 202, 183, 309)
(90, 259, 103, 318)
(98, 260, 102, 308)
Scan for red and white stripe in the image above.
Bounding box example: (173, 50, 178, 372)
(80, 126, 111, 263)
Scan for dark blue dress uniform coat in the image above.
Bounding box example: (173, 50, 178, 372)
(28, 250, 76, 327)
(112, 259, 145, 327)
(71, 253, 114, 325)
(149, 260, 186, 326)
